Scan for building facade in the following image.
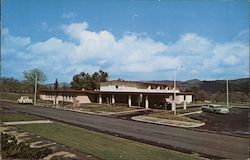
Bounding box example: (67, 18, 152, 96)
(39, 80, 192, 110)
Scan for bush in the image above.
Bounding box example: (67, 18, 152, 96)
(1, 132, 52, 159)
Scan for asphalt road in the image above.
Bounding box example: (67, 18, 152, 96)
(1, 101, 249, 160)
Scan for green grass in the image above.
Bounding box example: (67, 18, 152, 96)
(0, 112, 44, 122)
(177, 108, 201, 114)
(17, 122, 202, 160)
(76, 104, 139, 113)
(0, 92, 32, 101)
(148, 111, 201, 123)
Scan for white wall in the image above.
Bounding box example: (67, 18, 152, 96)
(176, 95, 185, 104)
(40, 95, 91, 104)
(100, 81, 179, 93)
(173, 95, 193, 104)
(185, 95, 192, 103)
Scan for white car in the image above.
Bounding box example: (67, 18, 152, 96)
(17, 96, 33, 104)
(201, 104, 230, 114)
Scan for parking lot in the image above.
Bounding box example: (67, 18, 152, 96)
(189, 107, 249, 137)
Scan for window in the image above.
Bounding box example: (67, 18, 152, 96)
(116, 85, 118, 89)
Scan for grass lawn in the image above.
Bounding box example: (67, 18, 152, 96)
(0, 112, 44, 122)
(1, 112, 202, 160)
(76, 104, 140, 113)
(177, 107, 201, 114)
(148, 111, 201, 123)
(17, 122, 202, 160)
(0, 92, 32, 101)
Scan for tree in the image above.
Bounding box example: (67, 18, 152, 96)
(54, 79, 59, 90)
(23, 68, 47, 85)
(71, 70, 109, 90)
(99, 70, 108, 82)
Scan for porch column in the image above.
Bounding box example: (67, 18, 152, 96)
(54, 96, 59, 107)
(145, 95, 149, 109)
(183, 100, 187, 110)
(111, 94, 115, 104)
(138, 94, 142, 107)
(172, 102, 176, 112)
(99, 94, 102, 104)
(128, 95, 131, 107)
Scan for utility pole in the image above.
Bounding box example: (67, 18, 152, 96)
(226, 79, 229, 107)
(172, 66, 183, 115)
(34, 73, 37, 105)
(173, 70, 176, 115)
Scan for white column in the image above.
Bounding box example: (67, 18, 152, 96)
(112, 94, 115, 104)
(128, 95, 131, 107)
(145, 95, 149, 109)
(99, 94, 102, 104)
(183, 100, 187, 110)
(172, 102, 176, 111)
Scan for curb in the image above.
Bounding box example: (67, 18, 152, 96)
(131, 115, 205, 128)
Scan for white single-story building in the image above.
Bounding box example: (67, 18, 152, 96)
(40, 80, 193, 110)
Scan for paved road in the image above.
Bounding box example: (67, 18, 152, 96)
(1, 101, 249, 160)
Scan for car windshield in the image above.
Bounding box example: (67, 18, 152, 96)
(210, 105, 221, 108)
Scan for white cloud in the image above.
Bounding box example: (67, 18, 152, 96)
(169, 33, 212, 55)
(2, 24, 249, 82)
(156, 31, 166, 36)
(2, 28, 31, 49)
(61, 12, 77, 19)
(27, 37, 76, 56)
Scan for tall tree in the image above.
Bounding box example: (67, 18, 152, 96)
(23, 68, 47, 85)
(99, 70, 108, 82)
(71, 70, 109, 90)
(54, 78, 59, 90)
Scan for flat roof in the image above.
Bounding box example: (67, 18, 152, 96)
(98, 80, 172, 86)
(39, 89, 192, 95)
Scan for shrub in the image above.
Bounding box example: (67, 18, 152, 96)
(1, 132, 52, 159)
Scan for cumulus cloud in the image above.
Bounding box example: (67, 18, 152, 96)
(2, 28, 31, 49)
(1, 22, 249, 82)
(168, 33, 212, 55)
(61, 12, 77, 19)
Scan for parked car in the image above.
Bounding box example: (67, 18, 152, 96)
(201, 104, 230, 114)
(17, 96, 33, 104)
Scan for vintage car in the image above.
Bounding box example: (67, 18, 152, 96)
(201, 104, 230, 114)
(17, 96, 33, 104)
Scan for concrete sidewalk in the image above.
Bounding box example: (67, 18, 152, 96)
(132, 115, 205, 128)
(2, 120, 53, 126)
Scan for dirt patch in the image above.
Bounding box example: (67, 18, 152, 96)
(189, 108, 249, 137)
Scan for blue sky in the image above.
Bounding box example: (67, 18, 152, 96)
(2, 0, 249, 83)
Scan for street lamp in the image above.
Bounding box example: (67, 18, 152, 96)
(226, 79, 229, 108)
(172, 66, 183, 115)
